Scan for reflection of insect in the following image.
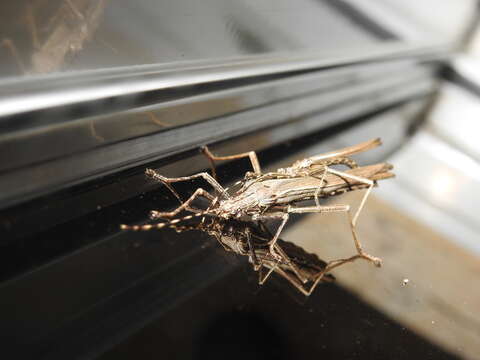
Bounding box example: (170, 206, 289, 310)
(163, 217, 336, 296)
(122, 139, 394, 269)
(1, 0, 107, 75)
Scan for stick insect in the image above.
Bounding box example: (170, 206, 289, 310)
(162, 216, 336, 296)
(121, 138, 394, 287)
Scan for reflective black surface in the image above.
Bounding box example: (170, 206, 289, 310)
(0, 1, 467, 359)
(1, 102, 454, 359)
(100, 269, 457, 360)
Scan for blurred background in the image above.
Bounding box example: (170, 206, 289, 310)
(1, 1, 479, 359)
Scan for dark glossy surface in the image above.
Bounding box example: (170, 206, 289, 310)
(0, 101, 436, 359)
(100, 269, 457, 360)
(0, 1, 467, 359)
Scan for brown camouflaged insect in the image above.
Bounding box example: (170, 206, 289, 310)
(122, 139, 394, 266)
(122, 139, 393, 270)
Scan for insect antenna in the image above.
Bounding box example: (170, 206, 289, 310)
(120, 210, 214, 231)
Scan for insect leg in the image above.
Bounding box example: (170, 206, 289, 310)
(253, 212, 289, 255)
(149, 188, 215, 218)
(245, 228, 261, 270)
(258, 261, 279, 285)
(251, 213, 308, 283)
(145, 168, 230, 199)
(271, 266, 310, 296)
(288, 201, 382, 267)
(200, 146, 262, 180)
(325, 167, 380, 265)
(314, 166, 328, 207)
(256, 243, 308, 286)
(312, 162, 363, 206)
(273, 242, 309, 283)
(326, 167, 374, 227)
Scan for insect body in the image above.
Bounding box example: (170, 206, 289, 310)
(121, 138, 394, 293)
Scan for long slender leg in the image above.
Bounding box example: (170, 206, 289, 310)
(245, 229, 261, 270)
(249, 221, 275, 271)
(272, 266, 310, 296)
(145, 168, 230, 199)
(256, 241, 308, 285)
(311, 166, 379, 263)
(201, 146, 262, 180)
(120, 196, 211, 231)
(258, 261, 279, 285)
(272, 242, 308, 283)
(288, 202, 382, 266)
(253, 212, 289, 255)
(250, 212, 311, 284)
(253, 212, 305, 282)
(259, 260, 334, 297)
(312, 163, 361, 207)
(310, 158, 360, 206)
(314, 167, 328, 207)
(255, 195, 381, 268)
(305, 254, 362, 296)
(326, 167, 374, 227)
(149, 188, 215, 218)
(250, 224, 311, 290)
(326, 168, 379, 266)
